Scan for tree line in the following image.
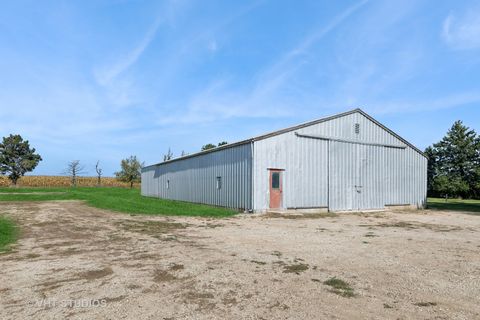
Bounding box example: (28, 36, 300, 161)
(425, 121, 480, 199)
(0, 134, 142, 188)
(62, 157, 142, 188)
(0, 134, 229, 188)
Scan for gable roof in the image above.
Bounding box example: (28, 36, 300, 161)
(144, 108, 426, 168)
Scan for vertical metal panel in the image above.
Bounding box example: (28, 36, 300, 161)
(328, 141, 355, 211)
(252, 128, 329, 211)
(253, 111, 427, 211)
(141, 143, 252, 210)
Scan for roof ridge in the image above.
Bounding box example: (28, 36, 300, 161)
(143, 108, 425, 168)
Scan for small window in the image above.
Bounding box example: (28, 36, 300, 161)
(166, 179, 170, 189)
(271, 172, 280, 189)
(216, 176, 222, 190)
(355, 123, 360, 134)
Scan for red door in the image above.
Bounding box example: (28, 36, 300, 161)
(269, 170, 282, 209)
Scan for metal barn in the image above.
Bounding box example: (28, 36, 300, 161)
(141, 109, 427, 212)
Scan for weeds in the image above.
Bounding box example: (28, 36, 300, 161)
(414, 302, 437, 307)
(283, 263, 309, 274)
(323, 277, 355, 298)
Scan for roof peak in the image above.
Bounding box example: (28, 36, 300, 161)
(144, 108, 425, 168)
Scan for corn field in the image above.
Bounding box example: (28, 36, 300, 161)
(0, 176, 140, 188)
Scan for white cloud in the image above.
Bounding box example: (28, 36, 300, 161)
(442, 9, 480, 50)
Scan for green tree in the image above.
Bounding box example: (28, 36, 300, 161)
(475, 167, 480, 196)
(425, 146, 438, 194)
(115, 156, 143, 188)
(426, 121, 480, 198)
(432, 175, 469, 200)
(201, 143, 216, 151)
(218, 141, 228, 146)
(0, 134, 42, 186)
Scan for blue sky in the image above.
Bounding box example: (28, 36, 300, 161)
(1, 0, 479, 176)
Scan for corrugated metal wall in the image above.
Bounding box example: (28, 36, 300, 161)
(141, 143, 253, 210)
(253, 112, 427, 211)
(252, 133, 329, 210)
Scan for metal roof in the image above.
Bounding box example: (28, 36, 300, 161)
(144, 108, 426, 168)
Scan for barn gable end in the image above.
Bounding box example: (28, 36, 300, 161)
(252, 110, 427, 211)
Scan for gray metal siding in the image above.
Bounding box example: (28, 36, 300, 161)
(141, 143, 252, 210)
(253, 112, 427, 211)
(252, 133, 329, 211)
(328, 141, 356, 211)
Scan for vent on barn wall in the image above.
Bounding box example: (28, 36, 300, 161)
(355, 123, 360, 134)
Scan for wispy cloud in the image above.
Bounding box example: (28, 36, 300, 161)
(162, 0, 370, 125)
(266, 0, 369, 73)
(207, 39, 218, 53)
(254, 0, 370, 97)
(442, 7, 480, 50)
(94, 16, 163, 86)
(369, 91, 480, 115)
(156, 78, 294, 125)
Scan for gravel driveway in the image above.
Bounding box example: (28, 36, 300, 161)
(0, 201, 479, 319)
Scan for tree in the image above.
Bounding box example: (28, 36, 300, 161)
(180, 150, 188, 157)
(425, 121, 480, 199)
(64, 160, 86, 187)
(95, 161, 103, 187)
(432, 175, 469, 200)
(201, 143, 216, 151)
(201, 142, 228, 151)
(425, 146, 438, 195)
(0, 134, 42, 186)
(115, 156, 143, 188)
(163, 148, 173, 162)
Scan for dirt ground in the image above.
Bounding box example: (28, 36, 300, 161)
(0, 201, 479, 320)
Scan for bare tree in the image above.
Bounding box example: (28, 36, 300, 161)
(95, 160, 103, 187)
(64, 160, 86, 187)
(163, 148, 173, 162)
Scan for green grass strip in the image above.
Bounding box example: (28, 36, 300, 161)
(0, 216, 18, 252)
(0, 187, 237, 217)
(428, 197, 480, 214)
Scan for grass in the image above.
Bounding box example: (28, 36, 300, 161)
(0, 216, 18, 252)
(323, 277, 355, 298)
(282, 263, 309, 274)
(0, 187, 237, 217)
(428, 197, 480, 214)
